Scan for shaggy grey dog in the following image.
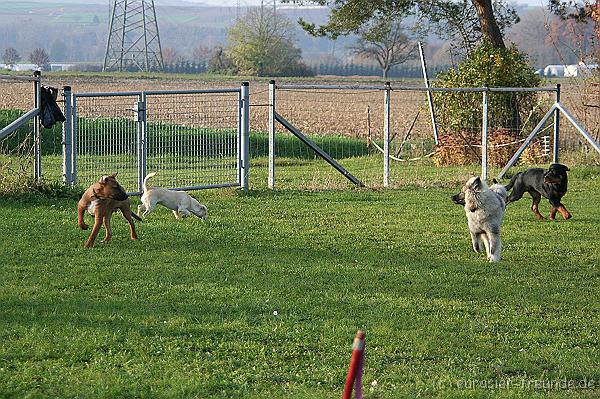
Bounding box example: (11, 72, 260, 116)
(453, 176, 507, 262)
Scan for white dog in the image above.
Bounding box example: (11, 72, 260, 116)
(453, 176, 507, 262)
(138, 172, 207, 220)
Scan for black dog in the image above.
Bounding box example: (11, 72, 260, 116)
(503, 163, 572, 220)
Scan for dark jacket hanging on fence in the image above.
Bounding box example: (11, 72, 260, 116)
(40, 86, 66, 129)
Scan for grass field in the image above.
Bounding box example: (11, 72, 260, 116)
(1, 161, 599, 398)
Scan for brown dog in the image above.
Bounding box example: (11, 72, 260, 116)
(77, 173, 142, 248)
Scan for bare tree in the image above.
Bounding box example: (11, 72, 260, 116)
(192, 45, 211, 63)
(350, 18, 417, 78)
(29, 48, 50, 69)
(162, 47, 185, 64)
(2, 47, 21, 69)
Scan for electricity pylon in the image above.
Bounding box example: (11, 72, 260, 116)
(103, 0, 164, 72)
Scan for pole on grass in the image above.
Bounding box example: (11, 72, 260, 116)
(33, 70, 42, 183)
(342, 330, 366, 399)
(62, 86, 73, 186)
(384, 82, 391, 188)
(418, 42, 439, 145)
(268, 80, 275, 189)
(240, 82, 250, 189)
(482, 85, 489, 181)
(553, 84, 560, 163)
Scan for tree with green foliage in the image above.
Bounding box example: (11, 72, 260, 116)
(289, 0, 513, 49)
(422, 0, 518, 56)
(3, 48, 21, 69)
(549, 0, 594, 21)
(226, 7, 313, 77)
(207, 46, 236, 75)
(349, 18, 417, 78)
(434, 41, 541, 133)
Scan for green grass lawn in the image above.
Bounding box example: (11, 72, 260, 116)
(1, 162, 599, 398)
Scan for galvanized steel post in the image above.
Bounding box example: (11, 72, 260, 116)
(418, 42, 439, 145)
(384, 82, 391, 187)
(553, 84, 560, 163)
(62, 86, 73, 186)
(135, 92, 147, 192)
(71, 94, 77, 185)
(33, 70, 42, 183)
(482, 85, 489, 181)
(268, 80, 275, 189)
(240, 82, 250, 189)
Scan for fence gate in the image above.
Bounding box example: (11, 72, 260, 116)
(63, 85, 249, 193)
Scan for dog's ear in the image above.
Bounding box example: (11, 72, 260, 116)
(99, 175, 109, 184)
(110, 172, 118, 178)
(473, 176, 481, 188)
(492, 178, 499, 184)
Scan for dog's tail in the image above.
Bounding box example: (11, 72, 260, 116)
(503, 172, 521, 192)
(142, 172, 157, 193)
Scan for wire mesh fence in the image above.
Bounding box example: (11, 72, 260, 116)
(68, 88, 241, 193)
(0, 76, 37, 193)
(256, 84, 391, 189)
(71, 92, 140, 192)
(562, 84, 600, 161)
(429, 88, 557, 169)
(260, 83, 591, 190)
(2, 76, 600, 196)
(144, 90, 240, 191)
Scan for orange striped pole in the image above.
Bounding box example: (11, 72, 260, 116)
(342, 330, 366, 399)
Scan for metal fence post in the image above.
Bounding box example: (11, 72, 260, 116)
(384, 82, 391, 188)
(553, 83, 560, 163)
(418, 41, 439, 145)
(135, 92, 147, 193)
(62, 86, 73, 186)
(33, 70, 42, 183)
(482, 85, 489, 181)
(268, 80, 275, 189)
(240, 82, 250, 190)
(71, 94, 77, 185)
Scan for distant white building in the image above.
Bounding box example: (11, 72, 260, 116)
(0, 63, 39, 72)
(564, 62, 598, 77)
(50, 63, 76, 72)
(543, 65, 565, 77)
(1, 63, 76, 72)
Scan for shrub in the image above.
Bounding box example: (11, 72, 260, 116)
(433, 41, 542, 134)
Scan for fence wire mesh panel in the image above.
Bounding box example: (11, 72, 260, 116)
(0, 75, 49, 193)
(0, 77, 36, 191)
(265, 84, 568, 189)
(563, 84, 600, 162)
(72, 93, 140, 192)
(487, 90, 556, 166)
(409, 87, 559, 184)
(387, 88, 437, 187)
(270, 85, 385, 189)
(145, 90, 240, 190)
